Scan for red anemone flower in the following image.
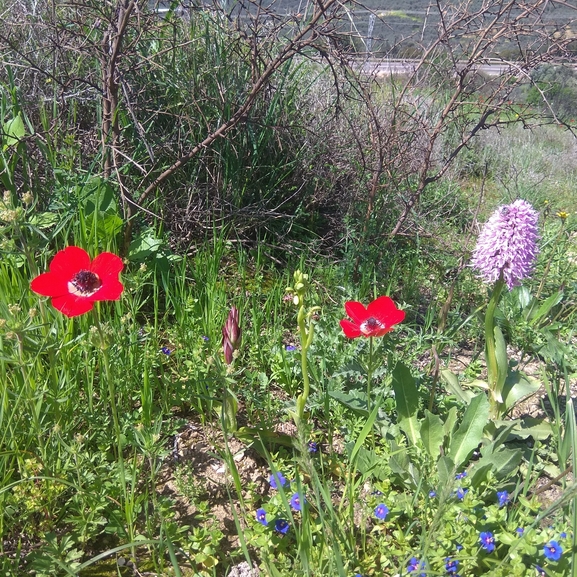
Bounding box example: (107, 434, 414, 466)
(30, 246, 123, 317)
(340, 296, 405, 338)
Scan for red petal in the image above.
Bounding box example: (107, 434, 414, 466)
(49, 246, 90, 278)
(91, 279, 124, 301)
(344, 301, 368, 324)
(368, 296, 405, 326)
(90, 252, 124, 279)
(50, 294, 94, 317)
(340, 319, 361, 338)
(30, 272, 69, 297)
(89, 252, 124, 301)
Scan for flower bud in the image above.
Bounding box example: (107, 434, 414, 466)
(222, 306, 241, 365)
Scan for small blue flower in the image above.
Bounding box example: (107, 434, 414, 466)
(407, 557, 426, 575)
(429, 490, 436, 498)
(480, 531, 496, 552)
(274, 519, 289, 535)
(560, 532, 567, 539)
(285, 345, 297, 351)
(455, 487, 468, 500)
(374, 503, 389, 520)
(455, 471, 467, 480)
(308, 441, 318, 453)
(255, 508, 267, 526)
(354, 574, 362, 577)
(445, 557, 459, 574)
(535, 565, 546, 576)
(290, 492, 305, 511)
(201, 335, 209, 342)
(455, 543, 463, 551)
(516, 527, 525, 536)
(161, 346, 171, 355)
(497, 490, 509, 507)
(543, 540, 562, 561)
(269, 472, 288, 490)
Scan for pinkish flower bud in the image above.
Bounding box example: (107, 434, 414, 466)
(222, 306, 241, 364)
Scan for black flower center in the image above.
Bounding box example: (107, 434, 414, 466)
(69, 270, 101, 296)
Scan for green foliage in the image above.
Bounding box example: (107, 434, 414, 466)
(526, 64, 577, 121)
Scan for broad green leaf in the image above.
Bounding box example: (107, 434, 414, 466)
(444, 406, 458, 438)
(482, 447, 522, 479)
(420, 410, 445, 457)
(2, 114, 25, 149)
(437, 455, 455, 488)
(449, 393, 489, 468)
(501, 371, 540, 413)
(529, 291, 563, 327)
(128, 232, 164, 262)
(328, 390, 368, 416)
(515, 285, 532, 310)
(392, 362, 419, 445)
(392, 362, 419, 418)
(440, 370, 475, 404)
(470, 462, 493, 488)
(492, 417, 552, 440)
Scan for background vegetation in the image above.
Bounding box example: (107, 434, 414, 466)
(1, 0, 577, 575)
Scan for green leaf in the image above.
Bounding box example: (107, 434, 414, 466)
(221, 390, 238, 433)
(29, 211, 59, 230)
(349, 400, 380, 463)
(392, 362, 419, 418)
(529, 291, 563, 327)
(480, 447, 522, 480)
(501, 371, 540, 413)
(437, 455, 455, 488)
(128, 231, 164, 262)
(350, 446, 389, 480)
(492, 417, 552, 440)
(2, 114, 25, 149)
(328, 390, 368, 416)
(392, 362, 419, 445)
(444, 406, 458, 438)
(449, 393, 489, 468)
(420, 410, 445, 457)
(440, 370, 475, 404)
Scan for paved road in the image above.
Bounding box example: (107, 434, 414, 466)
(359, 59, 526, 78)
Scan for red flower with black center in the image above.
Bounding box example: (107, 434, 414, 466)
(340, 296, 405, 338)
(30, 246, 124, 317)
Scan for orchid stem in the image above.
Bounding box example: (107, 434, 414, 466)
(486, 278, 505, 419)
